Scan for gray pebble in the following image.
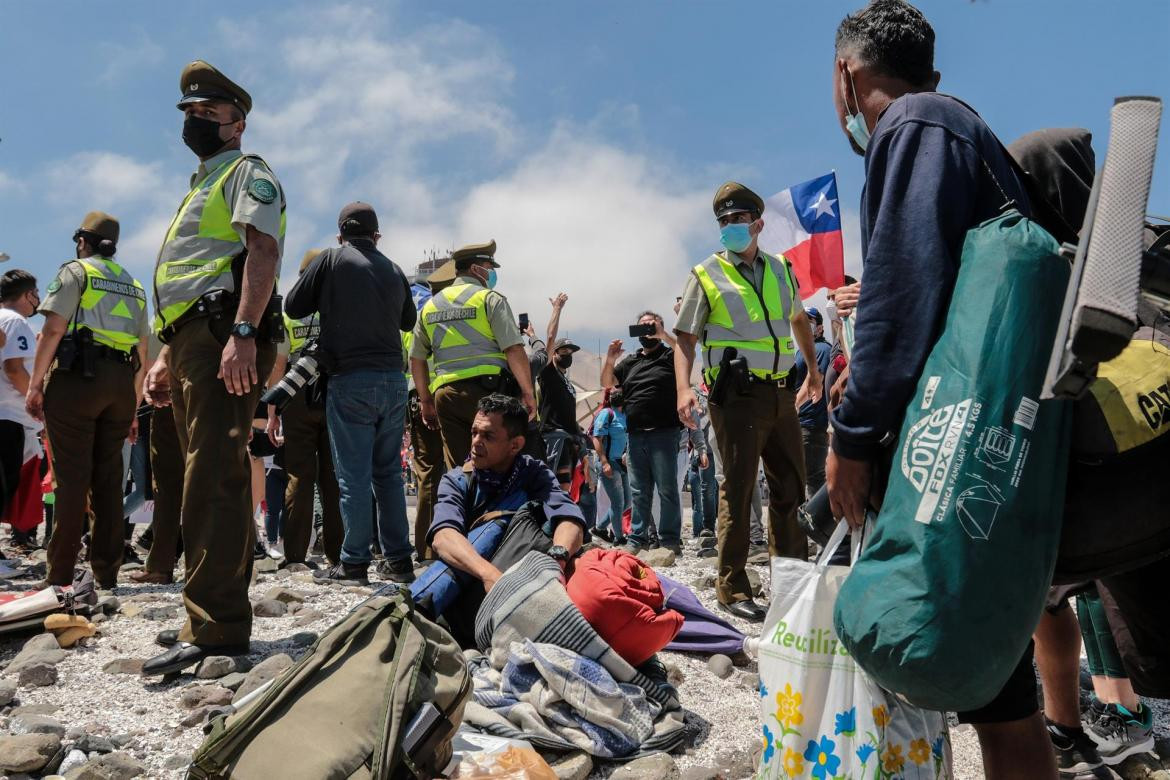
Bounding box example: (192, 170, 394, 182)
(17, 662, 58, 688)
(706, 654, 734, 680)
(251, 599, 287, 618)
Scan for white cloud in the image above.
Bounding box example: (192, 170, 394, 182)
(96, 32, 165, 84)
(45, 152, 174, 211)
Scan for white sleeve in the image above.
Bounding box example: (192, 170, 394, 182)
(0, 319, 34, 362)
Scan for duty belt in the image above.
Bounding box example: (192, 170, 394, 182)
(96, 344, 134, 365)
(157, 291, 237, 344)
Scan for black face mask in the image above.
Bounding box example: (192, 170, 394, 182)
(555, 353, 573, 369)
(182, 114, 232, 157)
(638, 336, 661, 351)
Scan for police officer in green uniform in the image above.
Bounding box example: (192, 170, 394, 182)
(26, 212, 149, 589)
(142, 61, 285, 675)
(674, 183, 823, 621)
(409, 241, 537, 469)
(265, 249, 343, 566)
(402, 261, 452, 561)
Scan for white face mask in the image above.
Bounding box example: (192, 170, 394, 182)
(844, 69, 870, 152)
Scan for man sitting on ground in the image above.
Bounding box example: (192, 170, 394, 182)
(423, 393, 586, 645)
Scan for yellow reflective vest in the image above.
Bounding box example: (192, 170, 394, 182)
(68, 258, 147, 352)
(284, 313, 319, 357)
(693, 250, 798, 383)
(419, 283, 507, 393)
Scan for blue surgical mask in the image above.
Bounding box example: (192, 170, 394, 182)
(844, 69, 870, 152)
(719, 222, 753, 254)
(486, 268, 498, 289)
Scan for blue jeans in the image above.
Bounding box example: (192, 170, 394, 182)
(598, 461, 631, 539)
(121, 435, 149, 518)
(264, 468, 288, 543)
(326, 371, 410, 565)
(627, 429, 682, 546)
(689, 456, 717, 536)
(578, 485, 597, 528)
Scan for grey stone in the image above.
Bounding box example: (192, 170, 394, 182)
(292, 609, 325, 627)
(9, 714, 66, 737)
(64, 751, 147, 779)
(22, 632, 62, 653)
(90, 613, 107, 625)
(252, 599, 287, 617)
(0, 733, 62, 773)
(715, 748, 754, 778)
(102, 658, 144, 676)
(690, 574, 716, 590)
(637, 547, 676, 568)
(73, 735, 115, 754)
(738, 671, 760, 691)
(116, 604, 142, 618)
(109, 734, 133, 749)
(745, 567, 763, 598)
(163, 754, 191, 770)
(58, 749, 89, 776)
(42, 744, 67, 776)
(290, 631, 317, 647)
(696, 547, 718, 558)
(263, 586, 306, 605)
(0, 677, 16, 706)
(679, 768, 723, 780)
(95, 595, 120, 614)
(609, 753, 678, 780)
(550, 750, 593, 780)
(217, 672, 247, 691)
(6, 648, 68, 676)
(180, 686, 233, 710)
(748, 549, 770, 566)
(283, 563, 310, 573)
(233, 653, 293, 702)
(665, 663, 685, 687)
(18, 661, 59, 687)
(194, 656, 237, 679)
(180, 704, 228, 728)
(66, 727, 86, 741)
(707, 654, 734, 680)
(140, 605, 179, 621)
(254, 558, 279, 574)
(9, 702, 61, 716)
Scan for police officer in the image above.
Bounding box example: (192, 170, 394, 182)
(674, 182, 823, 621)
(26, 212, 149, 589)
(409, 241, 537, 469)
(265, 249, 343, 566)
(402, 262, 450, 561)
(142, 61, 285, 675)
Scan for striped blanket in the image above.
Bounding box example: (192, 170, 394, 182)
(465, 551, 687, 758)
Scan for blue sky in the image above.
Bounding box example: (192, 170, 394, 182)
(1, 0, 1167, 349)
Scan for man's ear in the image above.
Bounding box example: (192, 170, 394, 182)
(929, 70, 941, 90)
(511, 434, 525, 456)
(751, 218, 765, 237)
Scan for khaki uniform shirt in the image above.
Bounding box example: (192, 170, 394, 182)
(409, 274, 523, 359)
(41, 261, 151, 345)
(188, 148, 286, 271)
(673, 250, 767, 337)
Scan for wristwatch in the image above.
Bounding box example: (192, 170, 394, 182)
(547, 545, 570, 563)
(231, 321, 258, 339)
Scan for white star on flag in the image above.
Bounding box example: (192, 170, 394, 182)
(807, 191, 837, 219)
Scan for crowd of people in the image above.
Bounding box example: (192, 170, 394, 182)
(0, 1, 1166, 778)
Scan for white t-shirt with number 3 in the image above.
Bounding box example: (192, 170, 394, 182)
(0, 308, 36, 427)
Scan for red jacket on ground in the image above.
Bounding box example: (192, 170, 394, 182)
(566, 548, 684, 666)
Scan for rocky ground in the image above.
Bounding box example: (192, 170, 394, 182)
(0, 509, 1167, 779)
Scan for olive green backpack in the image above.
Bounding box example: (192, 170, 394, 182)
(188, 591, 470, 779)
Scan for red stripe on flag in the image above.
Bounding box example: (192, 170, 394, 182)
(782, 231, 844, 300)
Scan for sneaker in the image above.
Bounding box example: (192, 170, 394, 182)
(1047, 719, 1104, 777)
(698, 528, 715, 539)
(593, 527, 614, 544)
(662, 543, 683, 556)
(620, 540, 642, 555)
(253, 540, 269, 560)
(1089, 703, 1154, 765)
(375, 557, 415, 584)
(121, 545, 143, 566)
(1081, 697, 1106, 731)
(312, 562, 369, 586)
(267, 540, 284, 560)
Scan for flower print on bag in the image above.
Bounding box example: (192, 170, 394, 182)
(881, 743, 906, 774)
(856, 743, 876, 765)
(803, 736, 841, 780)
(909, 738, 931, 765)
(834, 707, 857, 737)
(872, 704, 891, 729)
(775, 683, 804, 730)
(783, 746, 805, 777)
(762, 724, 776, 764)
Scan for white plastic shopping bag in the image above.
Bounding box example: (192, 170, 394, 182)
(757, 522, 951, 779)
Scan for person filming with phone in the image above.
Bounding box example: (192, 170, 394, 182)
(600, 311, 682, 556)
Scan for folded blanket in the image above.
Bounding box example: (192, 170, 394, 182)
(566, 548, 684, 666)
(469, 640, 656, 758)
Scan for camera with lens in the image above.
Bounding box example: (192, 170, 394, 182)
(262, 339, 322, 411)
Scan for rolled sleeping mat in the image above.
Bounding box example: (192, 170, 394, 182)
(1069, 96, 1162, 363)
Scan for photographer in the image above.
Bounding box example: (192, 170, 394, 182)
(286, 202, 417, 585)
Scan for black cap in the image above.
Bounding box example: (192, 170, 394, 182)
(713, 181, 765, 218)
(337, 201, 379, 236)
(553, 338, 580, 353)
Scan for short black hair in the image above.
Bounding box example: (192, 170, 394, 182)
(844, 274, 858, 285)
(339, 220, 375, 240)
(637, 310, 663, 325)
(476, 393, 528, 439)
(0, 270, 36, 303)
(835, 0, 935, 86)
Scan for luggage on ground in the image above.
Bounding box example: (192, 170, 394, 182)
(188, 591, 470, 779)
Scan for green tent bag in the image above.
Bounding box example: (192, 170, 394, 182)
(833, 209, 1072, 713)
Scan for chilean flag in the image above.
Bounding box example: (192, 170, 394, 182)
(759, 172, 845, 300)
